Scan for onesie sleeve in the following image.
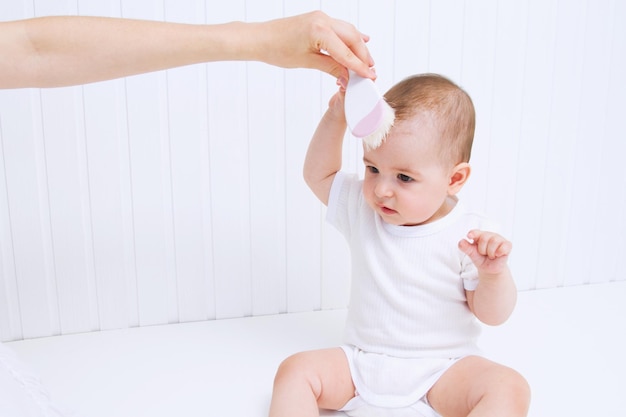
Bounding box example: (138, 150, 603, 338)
(461, 260, 479, 291)
(326, 172, 362, 239)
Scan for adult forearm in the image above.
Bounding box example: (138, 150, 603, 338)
(0, 16, 247, 88)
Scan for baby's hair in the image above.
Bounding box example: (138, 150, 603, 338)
(384, 74, 475, 166)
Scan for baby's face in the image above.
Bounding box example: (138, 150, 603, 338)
(362, 114, 454, 226)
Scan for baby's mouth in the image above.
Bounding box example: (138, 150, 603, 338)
(379, 205, 397, 215)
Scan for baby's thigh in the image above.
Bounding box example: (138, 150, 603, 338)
(426, 356, 530, 417)
(274, 348, 355, 409)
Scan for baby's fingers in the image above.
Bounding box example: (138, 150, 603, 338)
(469, 230, 512, 259)
(488, 239, 512, 259)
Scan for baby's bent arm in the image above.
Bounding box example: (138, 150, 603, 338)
(460, 230, 517, 326)
(466, 267, 517, 326)
(303, 92, 347, 205)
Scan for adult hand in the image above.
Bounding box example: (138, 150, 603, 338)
(255, 11, 376, 81)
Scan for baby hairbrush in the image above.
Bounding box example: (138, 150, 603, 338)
(344, 70, 395, 150)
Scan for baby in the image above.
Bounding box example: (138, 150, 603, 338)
(269, 74, 530, 417)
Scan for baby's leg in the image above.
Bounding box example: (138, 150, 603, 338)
(427, 355, 530, 417)
(269, 347, 355, 417)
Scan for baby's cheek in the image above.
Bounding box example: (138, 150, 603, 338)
(362, 189, 377, 212)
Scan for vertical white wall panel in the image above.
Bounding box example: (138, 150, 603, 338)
(205, 0, 253, 320)
(82, 80, 140, 330)
(534, 0, 587, 289)
(0, 89, 61, 340)
(32, 0, 74, 16)
(1, 0, 625, 341)
(1, 3, 40, 342)
(393, 0, 430, 81)
(164, 0, 213, 323)
(458, 0, 498, 216)
(207, 58, 253, 320)
(437, 0, 499, 235)
(283, 0, 324, 314)
(246, 0, 288, 317)
(0, 0, 23, 342)
(427, 0, 466, 83)
(485, 1, 528, 245)
(0, 110, 21, 342)
(117, 0, 181, 328)
(39, 86, 100, 335)
(587, 0, 626, 285)
(121, 45, 177, 327)
(76, 0, 139, 334)
(563, 0, 614, 287)
(537, 2, 586, 287)
(31, 0, 101, 334)
(319, 0, 358, 310)
(357, 0, 396, 93)
(510, 0, 558, 291)
(601, 0, 626, 284)
(20, 0, 94, 339)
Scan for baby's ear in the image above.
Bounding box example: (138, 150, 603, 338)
(448, 162, 471, 195)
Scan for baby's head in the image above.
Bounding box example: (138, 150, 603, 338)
(362, 74, 475, 226)
(384, 73, 475, 168)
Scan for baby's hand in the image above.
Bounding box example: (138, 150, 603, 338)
(458, 230, 512, 276)
(327, 89, 346, 122)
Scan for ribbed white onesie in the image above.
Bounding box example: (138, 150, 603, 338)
(327, 172, 493, 410)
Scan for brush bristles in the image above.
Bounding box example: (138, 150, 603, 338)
(362, 101, 395, 150)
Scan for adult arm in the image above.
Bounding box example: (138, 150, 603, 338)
(0, 11, 375, 89)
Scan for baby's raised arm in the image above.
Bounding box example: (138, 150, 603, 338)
(303, 90, 348, 205)
(459, 230, 517, 326)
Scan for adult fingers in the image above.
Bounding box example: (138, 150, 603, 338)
(312, 18, 375, 79)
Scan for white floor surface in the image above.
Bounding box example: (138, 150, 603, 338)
(7, 281, 626, 417)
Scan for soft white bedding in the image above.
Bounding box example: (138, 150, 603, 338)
(4, 281, 626, 417)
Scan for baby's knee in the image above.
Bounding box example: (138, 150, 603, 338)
(273, 353, 322, 395)
(508, 368, 531, 398)
(498, 367, 531, 412)
(274, 353, 302, 382)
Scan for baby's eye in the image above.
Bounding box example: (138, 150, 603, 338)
(367, 166, 379, 174)
(397, 173, 413, 183)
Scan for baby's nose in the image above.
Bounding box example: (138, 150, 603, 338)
(374, 179, 394, 198)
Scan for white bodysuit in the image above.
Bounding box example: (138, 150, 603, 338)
(327, 173, 493, 412)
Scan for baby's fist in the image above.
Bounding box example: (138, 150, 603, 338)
(458, 230, 512, 275)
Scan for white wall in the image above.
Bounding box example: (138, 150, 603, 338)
(1, 0, 625, 342)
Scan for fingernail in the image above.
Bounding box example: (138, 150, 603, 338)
(337, 77, 348, 89)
